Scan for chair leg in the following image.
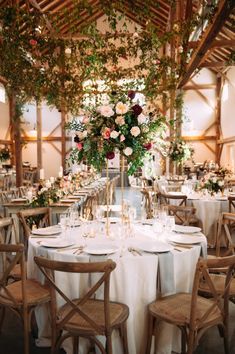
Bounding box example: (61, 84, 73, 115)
(0, 306, 5, 334)
(73, 336, 79, 354)
(120, 322, 129, 354)
(106, 333, 112, 354)
(145, 313, 154, 354)
(23, 310, 30, 354)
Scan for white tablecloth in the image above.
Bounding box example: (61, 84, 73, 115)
(187, 196, 228, 246)
(27, 222, 206, 354)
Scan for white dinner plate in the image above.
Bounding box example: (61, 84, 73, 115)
(174, 225, 201, 234)
(137, 241, 173, 253)
(187, 195, 200, 200)
(11, 198, 27, 202)
(59, 199, 74, 203)
(84, 244, 119, 255)
(169, 234, 204, 245)
(168, 192, 185, 196)
(31, 227, 61, 236)
(40, 239, 74, 248)
(101, 217, 120, 224)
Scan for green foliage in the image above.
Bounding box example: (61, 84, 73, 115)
(0, 147, 11, 162)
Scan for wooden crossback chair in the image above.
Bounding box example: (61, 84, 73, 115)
(215, 212, 235, 257)
(158, 192, 187, 207)
(146, 255, 235, 354)
(18, 207, 52, 239)
(0, 244, 50, 354)
(167, 205, 199, 226)
(0, 217, 21, 281)
(34, 257, 129, 354)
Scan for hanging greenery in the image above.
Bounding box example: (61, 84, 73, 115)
(0, 1, 220, 116)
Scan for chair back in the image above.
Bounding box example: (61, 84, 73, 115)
(158, 192, 187, 206)
(18, 207, 52, 240)
(0, 217, 16, 244)
(228, 196, 235, 213)
(167, 205, 197, 225)
(215, 212, 235, 257)
(0, 243, 26, 306)
(190, 256, 235, 336)
(34, 257, 116, 336)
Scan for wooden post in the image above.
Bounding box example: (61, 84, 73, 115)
(61, 108, 66, 171)
(9, 94, 23, 187)
(36, 101, 42, 178)
(215, 75, 223, 165)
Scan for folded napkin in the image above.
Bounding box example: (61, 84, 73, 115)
(157, 252, 175, 298)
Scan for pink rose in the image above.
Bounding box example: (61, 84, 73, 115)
(76, 143, 83, 151)
(102, 127, 111, 139)
(120, 134, 125, 142)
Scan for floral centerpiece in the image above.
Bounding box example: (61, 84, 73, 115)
(67, 91, 166, 175)
(29, 183, 61, 208)
(215, 166, 233, 179)
(199, 174, 225, 194)
(0, 147, 11, 162)
(168, 139, 194, 164)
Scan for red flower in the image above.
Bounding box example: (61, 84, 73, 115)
(106, 151, 115, 160)
(29, 39, 37, 46)
(132, 104, 142, 116)
(143, 143, 152, 150)
(128, 90, 136, 100)
(76, 143, 83, 151)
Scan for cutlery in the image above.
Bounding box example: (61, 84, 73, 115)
(128, 247, 142, 256)
(57, 246, 84, 253)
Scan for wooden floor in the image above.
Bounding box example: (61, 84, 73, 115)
(1, 304, 235, 354)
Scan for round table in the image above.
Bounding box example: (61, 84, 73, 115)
(28, 221, 207, 354)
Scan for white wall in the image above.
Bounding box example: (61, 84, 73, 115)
(182, 68, 217, 164)
(220, 67, 235, 171)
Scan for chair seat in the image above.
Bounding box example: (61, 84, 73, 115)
(149, 293, 222, 328)
(0, 279, 50, 307)
(58, 299, 129, 334)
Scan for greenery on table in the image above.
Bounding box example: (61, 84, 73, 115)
(67, 91, 166, 175)
(199, 174, 225, 194)
(29, 185, 61, 208)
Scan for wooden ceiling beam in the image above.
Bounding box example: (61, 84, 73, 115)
(189, 39, 235, 49)
(178, 0, 235, 88)
(28, 0, 56, 34)
(182, 136, 216, 141)
(183, 83, 216, 90)
(200, 61, 227, 68)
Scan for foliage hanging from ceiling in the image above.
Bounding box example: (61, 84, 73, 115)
(0, 0, 221, 118)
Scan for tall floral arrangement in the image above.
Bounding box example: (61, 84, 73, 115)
(168, 139, 194, 164)
(67, 92, 166, 175)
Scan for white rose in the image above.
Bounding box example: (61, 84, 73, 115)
(124, 147, 133, 156)
(65, 47, 71, 55)
(110, 130, 119, 139)
(218, 180, 224, 187)
(116, 102, 129, 115)
(98, 105, 114, 117)
(115, 116, 125, 126)
(137, 113, 147, 124)
(212, 177, 217, 183)
(130, 126, 141, 137)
